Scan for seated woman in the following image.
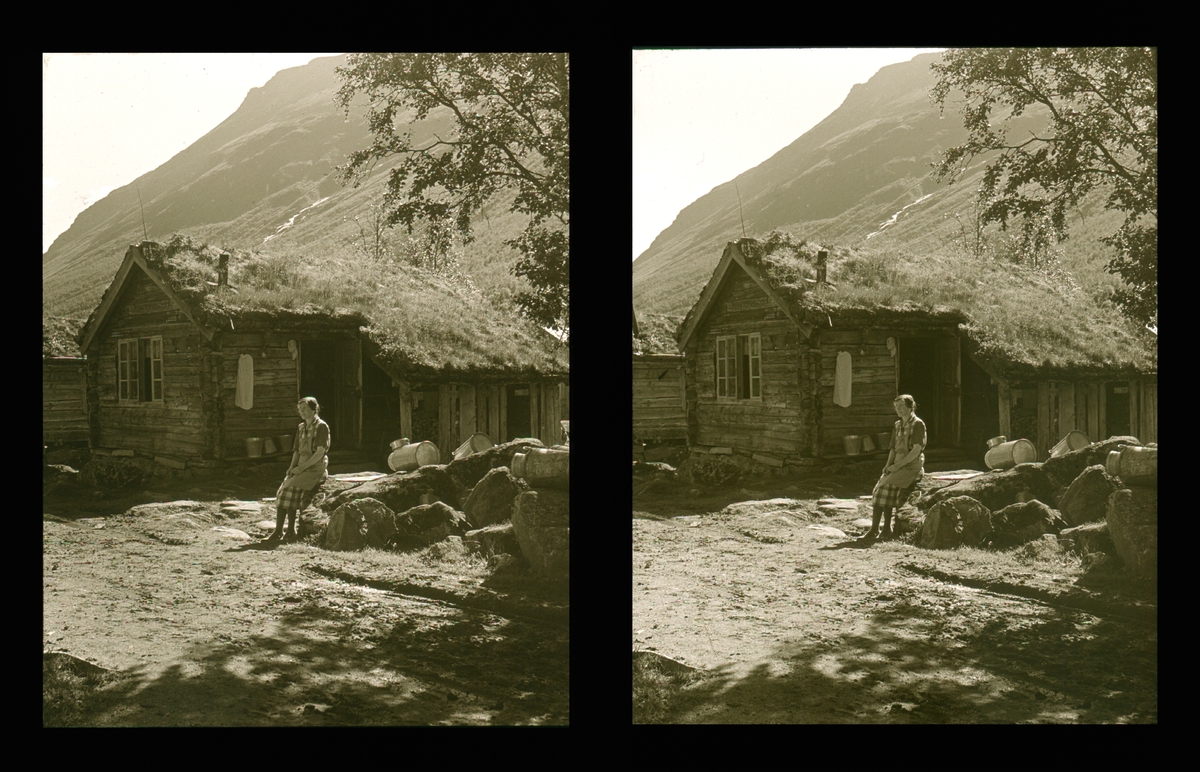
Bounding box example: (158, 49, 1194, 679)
(864, 394, 926, 542)
(264, 396, 330, 543)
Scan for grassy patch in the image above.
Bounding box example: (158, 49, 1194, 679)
(43, 654, 121, 727)
(633, 650, 709, 724)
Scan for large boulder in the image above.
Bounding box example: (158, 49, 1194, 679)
(464, 522, 522, 558)
(919, 496, 992, 549)
(323, 465, 462, 515)
(391, 501, 470, 551)
(921, 463, 1057, 512)
(463, 467, 523, 528)
(349, 498, 396, 549)
(511, 489, 569, 580)
(1042, 436, 1142, 488)
(1058, 520, 1116, 557)
(324, 500, 370, 551)
(984, 500, 1068, 549)
(1106, 487, 1157, 578)
(1057, 465, 1120, 526)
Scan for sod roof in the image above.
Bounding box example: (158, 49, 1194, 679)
(682, 239, 1156, 382)
(79, 235, 568, 382)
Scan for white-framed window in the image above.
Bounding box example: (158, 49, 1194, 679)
(715, 333, 762, 401)
(118, 336, 163, 403)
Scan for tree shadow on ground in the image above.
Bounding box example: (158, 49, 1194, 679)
(75, 592, 568, 726)
(658, 596, 1156, 724)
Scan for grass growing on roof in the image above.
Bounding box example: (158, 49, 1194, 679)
(137, 234, 567, 377)
(749, 240, 1155, 378)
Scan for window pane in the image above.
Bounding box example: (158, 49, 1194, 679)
(153, 380, 162, 400)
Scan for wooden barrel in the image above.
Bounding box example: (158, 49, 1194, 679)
(388, 441, 439, 472)
(512, 448, 569, 488)
(1049, 430, 1090, 458)
(984, 438, 1036, 470)
(1106, 446, 1157, 485)
(453, 432, 494, 460)
(843, 435, 862, 456)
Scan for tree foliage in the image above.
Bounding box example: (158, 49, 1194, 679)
(930, 47, 1157, 327)
(335, 53, 569, 338)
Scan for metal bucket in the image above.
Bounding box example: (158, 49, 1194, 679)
(843, 435, 862, 456)
(245, 437, 265, 458)
(984, 438, 1036, 470)
(1049, 430, 1090, 458)
(1106, 445, 1157, 484)
(986, 435, 1007, 450)
(389, 437, 411, 452)
(388, 441, 439, 472)
(453, 432, 494, 460)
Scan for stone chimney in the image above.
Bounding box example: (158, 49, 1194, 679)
(218, 252, 230, 288)
(816, 250, 828, 284)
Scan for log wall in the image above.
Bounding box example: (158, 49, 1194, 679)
(42, 358, 89, 444)
(684, 265, 808, 457)
(92, 267, 208, 459)
(216, 330, 306, 459)
(633, 354, 687, 442)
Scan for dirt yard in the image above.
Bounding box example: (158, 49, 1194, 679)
(43, 464, 568, 726)
(633, 467, 1157, 724)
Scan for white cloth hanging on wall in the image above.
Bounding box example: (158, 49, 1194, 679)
(235, 354, 254, 410)
(834, 350, 853, 407)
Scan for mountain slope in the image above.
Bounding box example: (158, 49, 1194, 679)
(43, 55, 530, 319)
(632, 52, 1124, 319)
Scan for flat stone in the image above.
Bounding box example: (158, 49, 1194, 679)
(211, 527, 252, 539)
(807, 525, 848, 538)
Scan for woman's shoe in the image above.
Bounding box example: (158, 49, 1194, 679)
(860, 529, 879, 542)
(261, 531, 282, 543)
(879, 526, 895, 541)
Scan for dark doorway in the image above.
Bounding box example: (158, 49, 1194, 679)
(960, 356, 999, 462)
(361, 357, 399, 463)
(1106, 382, 1130, 438)
(898, 338, 941, 446)
(507, 384, 531, 441)
(300, 340, 337, 443)
(411, 388, 439, 444)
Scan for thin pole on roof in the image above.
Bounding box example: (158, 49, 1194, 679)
(136, 183, 149, 243)
(735, 182, 747, 239)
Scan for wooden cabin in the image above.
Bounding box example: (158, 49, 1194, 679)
(43, 357, 89, 445)
(77, 242, 569, 469)
(677, 240, 1156, 464)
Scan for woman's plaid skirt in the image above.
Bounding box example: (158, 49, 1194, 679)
(871, 480, 908, 511)
(276, 478, 323, 512)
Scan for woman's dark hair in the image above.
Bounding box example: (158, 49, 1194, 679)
(896, 394, 918, 410)
(299, 396, 321, 414)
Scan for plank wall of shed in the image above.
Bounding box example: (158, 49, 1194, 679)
(92, 267, 208, 458)
(684, 265, 809, 457)
(43, 358, 89, 443)
(428, 379, 568, 462)
(633, 354, 687, 441)
(1020, 377, 1158, 459)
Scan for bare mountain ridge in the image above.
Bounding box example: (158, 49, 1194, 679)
(631, 52, 1112, 318)
(43, 55, 526, 319)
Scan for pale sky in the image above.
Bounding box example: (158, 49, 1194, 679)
(42, 53, 342, 254)
(633, 48, 945, 261)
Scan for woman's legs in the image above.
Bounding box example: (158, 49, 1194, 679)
(865, 505, 884, 539)
(284, 509, 298, 539)
(265, 506, 287, 541)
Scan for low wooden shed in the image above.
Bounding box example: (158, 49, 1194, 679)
(42, 356, 89, 445)
(677, 239, 1156, 463)
(76, 240, 569, 468)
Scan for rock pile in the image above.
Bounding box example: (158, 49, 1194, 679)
(316, 438, 568, 581)
(914, 436, 1156, 577)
